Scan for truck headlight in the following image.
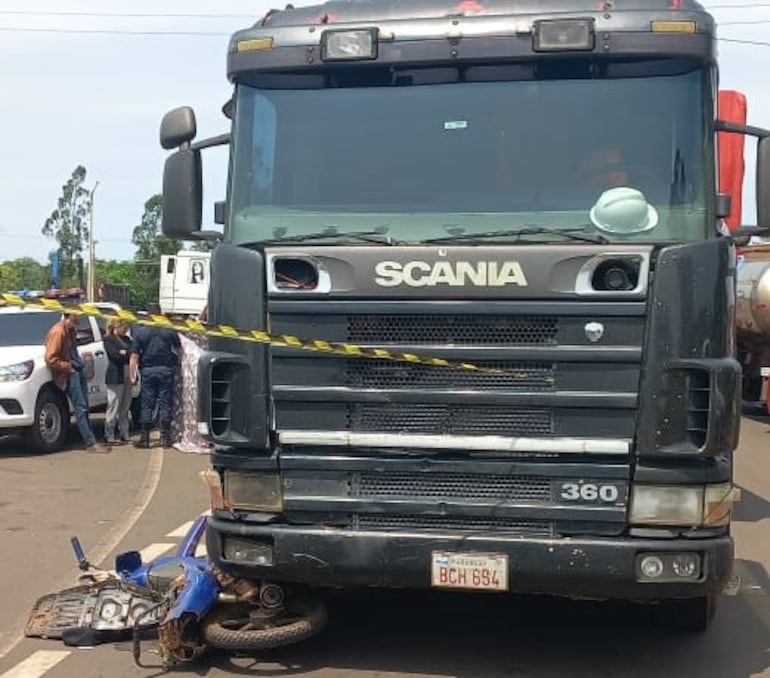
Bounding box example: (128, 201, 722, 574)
(223, 537, 274, 566)
(703, 483, 740, 526)
(533, 19, 595, 52)
(223, 471, 283, 512)
(321, 28, 378, 61)
(629, 485, 703, 526)
(630, 484, 740, 526)
(0, 360, 34, 382)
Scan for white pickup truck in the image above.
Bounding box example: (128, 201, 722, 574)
(0, 306, 137, 452)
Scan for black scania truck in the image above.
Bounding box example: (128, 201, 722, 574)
(159, 0, 770, 631)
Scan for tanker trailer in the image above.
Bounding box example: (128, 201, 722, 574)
(737, 244, 770, 406)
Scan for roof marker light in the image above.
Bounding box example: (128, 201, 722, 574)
(533, 19, 594, 52)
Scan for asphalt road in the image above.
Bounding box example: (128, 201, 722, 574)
(0, 417, 768, 678)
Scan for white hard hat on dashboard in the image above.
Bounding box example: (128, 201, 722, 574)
(589, 186, 658, 234)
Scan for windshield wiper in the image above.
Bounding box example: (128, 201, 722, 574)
(422, 226, 609, 245)
(248, 229, 403, 246)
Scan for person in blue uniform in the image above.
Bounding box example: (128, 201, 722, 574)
(129, 307, 180, 449)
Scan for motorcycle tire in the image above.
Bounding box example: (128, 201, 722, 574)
(202, 598, 328, 651)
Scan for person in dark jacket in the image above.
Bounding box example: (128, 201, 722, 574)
(129, 308, 181, 449)
(103, 319, 132, 444)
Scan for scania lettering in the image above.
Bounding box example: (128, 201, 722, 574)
(157, 0, 770, 632)
(374, 260, 529, 287)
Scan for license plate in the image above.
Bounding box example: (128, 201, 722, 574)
(431, 551, 509, 591)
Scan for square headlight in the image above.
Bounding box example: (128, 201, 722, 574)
(629, 485, 704, 526)
(224, 471, 283, 512)
(533, 19, 595, 52)
(321, 28, 378, 61)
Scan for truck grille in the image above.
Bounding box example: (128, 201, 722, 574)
(352, 471, 551, 502)
(347, 314, 558, 345)
(350, 514, 553, 536)
(346, 404, 553, 436)
(346, 360, 554, 391)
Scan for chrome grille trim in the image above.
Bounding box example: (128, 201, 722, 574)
(279, 431, 631, 454)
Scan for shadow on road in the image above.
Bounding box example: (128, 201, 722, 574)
(741, 401, 770, 425)
(185, 585, 770, 678)
(734, 485, 770, 523)
(0, 417, 108, 459)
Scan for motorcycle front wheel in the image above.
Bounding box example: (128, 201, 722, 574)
(202, 598, 328, 651)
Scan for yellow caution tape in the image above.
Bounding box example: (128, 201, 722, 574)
(0, 293, 551, 381)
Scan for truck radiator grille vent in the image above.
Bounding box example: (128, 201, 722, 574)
(346, 404, 553, 436)
(210, 364, 235, 437)
(345, 360, 554, 391)
(349, 514, 553, 537)
(346, 315, 558, 345)
(351, 471, 551, 502)
(687, 369, 710, 448)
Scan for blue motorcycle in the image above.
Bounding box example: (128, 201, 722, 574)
(25, 515, 328, 669)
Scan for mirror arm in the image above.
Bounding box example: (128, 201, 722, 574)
(191, 133, 231, 151)
(726, 225, 770, 246)
(191, 230, 224, 242)
(716, 120, 770, 139)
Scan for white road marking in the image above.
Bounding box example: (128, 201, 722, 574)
(166, 520, 195, 538)
(0, 651, 70, 678)
(90, 447, 165, 568)
(0, 447, 165, 661)
(139, 543, 176, 562)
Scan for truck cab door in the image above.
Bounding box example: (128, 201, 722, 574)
(75, 316, 108, 408)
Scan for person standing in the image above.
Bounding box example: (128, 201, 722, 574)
(129, 310, 181, 449)
(44, 312, 108, 453)
(103, 320, 132, 445)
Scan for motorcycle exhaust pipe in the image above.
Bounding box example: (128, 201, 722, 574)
(259, 583, 285, 610)
(216, 582, 285, 608)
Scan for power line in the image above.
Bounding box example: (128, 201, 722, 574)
(720, 36, 770, 45)
(0, 23, 768, 45)
(1, 24, 768, 45)
(1, 4, 770, 17)
(709, 2, 770, 7)
(2, 4, 770, 13)
(0, 10, 255, 19)
(720, 18, 770, 23)
(0, 26, 230, 36)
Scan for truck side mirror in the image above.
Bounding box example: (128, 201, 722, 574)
(758, 136, 770, 228)
(160, 106, 197, 150)
(162, 148, 202, 238)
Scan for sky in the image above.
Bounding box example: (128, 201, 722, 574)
(0, 0, 769, 264)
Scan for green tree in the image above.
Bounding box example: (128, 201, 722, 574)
(41, 165, 93, 286)
(131, 194, 180, 306)
(0, 257, 49, 291)
(132, 194, 179, 261)
(190, 239, 217, 253)
(95, 259, 135, 288)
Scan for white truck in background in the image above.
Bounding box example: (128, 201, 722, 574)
(159, 250, 210, 317)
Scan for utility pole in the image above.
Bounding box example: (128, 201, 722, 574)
(87, 181, 100, 301)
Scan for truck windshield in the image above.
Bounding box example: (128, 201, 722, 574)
(0, 311, 59, 346)
(229, 66, 712, 245)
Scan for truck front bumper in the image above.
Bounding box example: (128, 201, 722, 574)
(206, 517, 732, 600)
